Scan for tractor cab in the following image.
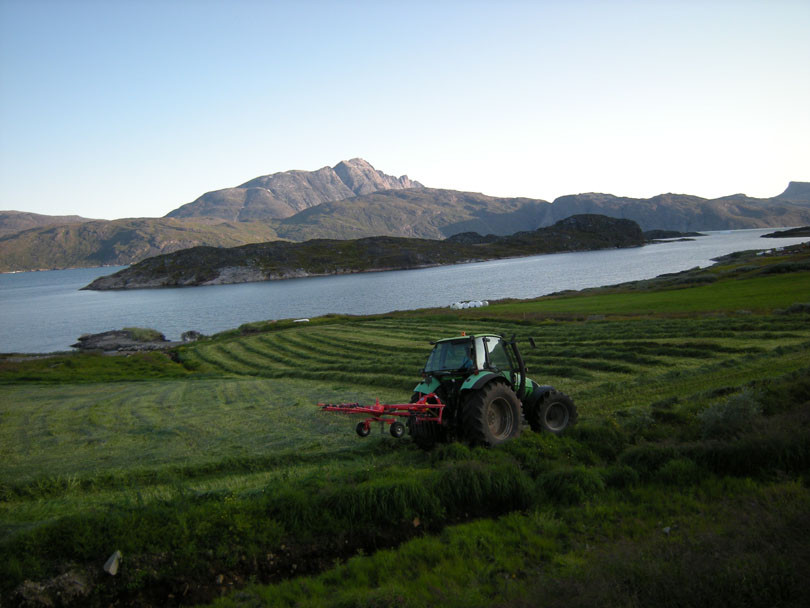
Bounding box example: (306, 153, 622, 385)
(422, 334, 522, 387)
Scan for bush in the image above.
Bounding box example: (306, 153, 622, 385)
(602, 464, 640, 489)
(123, 327, 165, 342)
(614, 407, 655, 441)
(570, 420, 628, 461)
(756, 368, 810, 416)
(656, 457, 704, 485)
(698, 390, 763, 439)
(618, 444, 681, 479)
(538, 466, 605, 505)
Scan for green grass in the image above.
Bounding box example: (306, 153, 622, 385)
(2, 250, 810, 607)
(0, 351, 189, 384)
(484, 270, 810, 315)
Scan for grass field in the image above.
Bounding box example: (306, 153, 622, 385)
(1, 247, 809, 607)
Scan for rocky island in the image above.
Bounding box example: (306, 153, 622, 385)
(762, 226, 810, 238)
(83, 214, 644, 290)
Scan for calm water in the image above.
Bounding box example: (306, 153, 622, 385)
(2, 229, 808, 353)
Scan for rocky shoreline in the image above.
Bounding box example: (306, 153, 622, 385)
(71, 329, 201, 353)
(82, 214, 647, 291)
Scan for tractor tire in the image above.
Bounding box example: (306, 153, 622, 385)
(408, 418, 442, 450)
(527, 390, 577, 434)
(462, 381, 522, 446)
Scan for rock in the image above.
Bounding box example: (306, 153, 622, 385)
(181, 330, 203, 342)
(103, 550, 122, 575)
(72, 329, 179, 353)
(14, 571, 90, 606)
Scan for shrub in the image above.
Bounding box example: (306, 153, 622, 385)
(698, 390, 763, 439)
(602, 464, 640, 489)
(430, 442, 472, 464)
(690, 434, 810, 478)
(756, 368, 810, 416)
(618, 444, 681, 479)
(123, 327, 165, 342)
(538, 466, 605, 505)
(656, 457, 704, 485)
(780, 302, 810, 314)
(614, 407, 655, 441)
(570, 420, 628, 461)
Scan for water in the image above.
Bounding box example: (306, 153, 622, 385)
(1, 228, 808, 353)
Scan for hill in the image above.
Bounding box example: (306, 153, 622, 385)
(166, 158, 422, 221)
(82, 214, 644, 289)
(546, 190, 810, 231)
(273, 187, 553, 240)
(0, 218, 279, 272)
(0, 210, 95, 237)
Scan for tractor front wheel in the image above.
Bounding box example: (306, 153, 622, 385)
(462, 382, 522, 446)
(528, 390, 577, 434)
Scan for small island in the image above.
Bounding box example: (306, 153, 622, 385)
(83, 214, 646, 290)
(762, 226, 810, 238)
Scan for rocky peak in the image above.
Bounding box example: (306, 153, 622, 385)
(166, 159, 423, 221)
(775, 181, 810, 204)
(333, 158, 422, 195)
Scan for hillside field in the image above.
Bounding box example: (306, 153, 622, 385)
(1, 247, 809, 607)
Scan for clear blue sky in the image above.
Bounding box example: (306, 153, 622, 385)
(1, 0, 808, 219)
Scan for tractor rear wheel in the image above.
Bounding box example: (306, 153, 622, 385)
(462, 382, 522, 446)
(528, 390, 577, 434)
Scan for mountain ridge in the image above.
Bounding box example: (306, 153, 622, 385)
(1, 158, 809, 272)
(166, 158, 422, 221)
(0, 210, 97, 237)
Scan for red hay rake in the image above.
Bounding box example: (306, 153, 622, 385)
(318, 393, 445, 438)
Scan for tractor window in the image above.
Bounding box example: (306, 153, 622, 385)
(484, 338, 513, 372)
(424, 339, 474, 373)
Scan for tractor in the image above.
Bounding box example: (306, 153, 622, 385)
(320, 333, 577, 448)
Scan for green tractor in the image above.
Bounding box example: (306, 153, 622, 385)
(320, 333, 577, 448)
(407, 333, 577, 447)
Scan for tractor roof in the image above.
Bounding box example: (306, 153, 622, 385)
(433, 334, 502, 344)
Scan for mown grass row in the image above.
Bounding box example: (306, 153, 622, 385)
(177, 314, 810, 415)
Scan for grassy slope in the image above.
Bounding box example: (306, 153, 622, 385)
(1, 249, 809, 607)
(0, 218, 280, 272)
(486, 271, 810, 315)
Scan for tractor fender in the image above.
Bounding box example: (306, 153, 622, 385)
(413, 376, 441, 395)
(521, 381, 554, 410)
(460, 372, 503, 392)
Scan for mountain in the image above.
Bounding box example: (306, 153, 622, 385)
(0, 210, 95, 237)
(83, 214, 644, 290)
(545, 190, 810, 231)
(774, 181, 810, 205)
(273, 188, 552, 240)
(0, 218, 279, 272)
(165, 158, 422, 221)
(2, 155, 809, 274)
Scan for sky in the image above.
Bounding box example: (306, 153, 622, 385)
(1, 0, 808, 220)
